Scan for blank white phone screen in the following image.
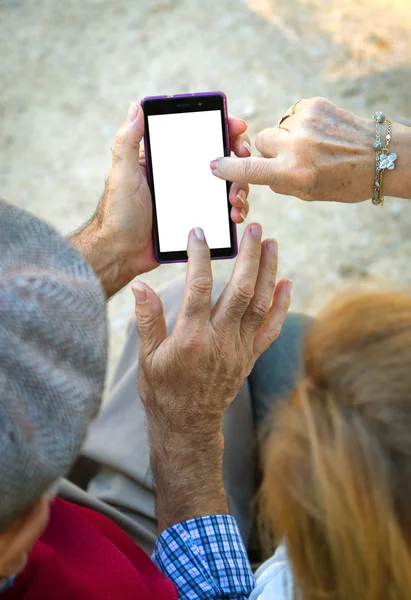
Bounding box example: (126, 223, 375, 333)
(148, 110, 231, 253)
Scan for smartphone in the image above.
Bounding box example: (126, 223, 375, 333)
(141, 92, 237, 263)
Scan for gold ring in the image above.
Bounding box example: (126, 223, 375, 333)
(276, 99, 303, 129)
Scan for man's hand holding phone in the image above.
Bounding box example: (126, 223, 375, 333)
(72, 101, 251, 297)
(132, 224, 292, 532)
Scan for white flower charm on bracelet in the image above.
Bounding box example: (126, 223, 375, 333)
(378, 152, 397, 171)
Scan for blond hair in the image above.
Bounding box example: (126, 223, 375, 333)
(261, 291, 411, 599)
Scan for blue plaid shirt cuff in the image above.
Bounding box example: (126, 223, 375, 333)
(0, 576, 16, 593)
(153, 515, 255, 599)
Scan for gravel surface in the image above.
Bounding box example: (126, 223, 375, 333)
(2, 0, 411, 382)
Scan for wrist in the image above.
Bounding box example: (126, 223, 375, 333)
(146, 404, 224, 439)
(147, 414, 224, 452)
(149, 425, 227, 532)
(70, 219, 139, 298)
(383, 122, 411, 199)
(359, 118, 378, 202)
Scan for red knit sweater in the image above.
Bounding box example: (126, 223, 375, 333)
(2, 498, 178, 600)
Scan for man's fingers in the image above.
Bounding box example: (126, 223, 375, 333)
(231, 133, 252, 158)
(229, 182, 250, 222)
(228, 116, 251, 159)
(229, 182, 250, 206)
(241, 238, 278, 335)
(255, 127, 287, 158)
(132, 282, 167, 357)
(227, 115, 248, 138)
(139, 148, 146, 169)
(253, 278, 293, 358)
(212, 223, 262, 328)
(176, 228, 212, 330)
(112, 103, 144, 168)
(210, 156, 278, 185)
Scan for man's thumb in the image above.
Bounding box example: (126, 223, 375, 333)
(210, 155, 274, 185)
(112, 103, 144, 167)
(132, 283, 166, 355)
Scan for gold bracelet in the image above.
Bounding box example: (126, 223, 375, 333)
(372, 116, 397, 206)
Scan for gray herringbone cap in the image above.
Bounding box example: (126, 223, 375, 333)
(0, 200, 107, 531)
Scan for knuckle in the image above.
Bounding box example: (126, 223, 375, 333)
(277, 298, 291, 323)
(305, 96, 330, 116)
(135, 307, 154, 325)
(291, 129, 312, 153)
(243, 159, 267, 182)
(135, 312, 158, 333)
(113, 124, 140, 154)
(255, 129, 264, 145)
(280, 300, 290, 318)
(183, 275, 212, 319)
(129, 138, 141, 152)
(255, 129, 270, 151)
(114, 128, 127, 149)
(189, 274, 213, 296)
(232, 279, 255, 306)
(244, 244, 261, 262)
(270, 324, 283, 340)
(250, 300, 269, 323)
(287, 130, 319, 200)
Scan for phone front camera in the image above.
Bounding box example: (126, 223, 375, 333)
(198, 102, 203, 107)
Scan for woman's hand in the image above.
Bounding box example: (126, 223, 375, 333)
(133, 224, 291, 434)
(211, 98, 379, 203)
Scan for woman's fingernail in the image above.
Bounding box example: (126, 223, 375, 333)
(127, 103, 138, 123)
(243, 140, 252, 154)
(237, 189, 247, 206)
(210, 159, 220, 171)
(240, 209, 247, 221)
(285, 279, 293, 294)
(266, 239, 278, 256)
(250, 224, 262, 239)
(131, 283, 147, 303)
(194, 227, 205, 241)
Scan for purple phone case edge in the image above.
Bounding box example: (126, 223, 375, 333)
(141, 92, 238, 265)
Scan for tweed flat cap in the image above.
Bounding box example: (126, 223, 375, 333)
(0, 199, 107, 531)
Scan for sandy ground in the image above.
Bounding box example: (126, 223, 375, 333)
(2, 0, 411, 384)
